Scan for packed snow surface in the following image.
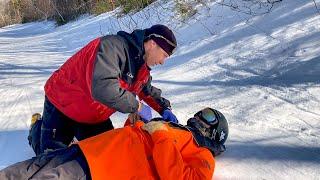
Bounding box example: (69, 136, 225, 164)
(0, 0, 319, 179)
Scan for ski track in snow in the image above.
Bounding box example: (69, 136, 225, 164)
(0, 0, 320, 179)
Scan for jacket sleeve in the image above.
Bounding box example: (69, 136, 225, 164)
(92, 36, 139, 113)
(151, 130, 215, 180)
(138, 76, 171, 114)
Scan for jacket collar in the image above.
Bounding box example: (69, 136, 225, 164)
(117, 29, 146, 66)
(117, 29, 148, 84)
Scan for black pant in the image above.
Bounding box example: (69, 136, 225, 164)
(30, 96, 114, 155)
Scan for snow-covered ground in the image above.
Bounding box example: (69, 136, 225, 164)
(0, 0, 319, 179)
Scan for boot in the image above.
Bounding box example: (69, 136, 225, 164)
(31, 113, 41, 127)
(28, 113, 42, 155)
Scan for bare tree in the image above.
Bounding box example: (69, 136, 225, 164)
(0, 0, 291, 28)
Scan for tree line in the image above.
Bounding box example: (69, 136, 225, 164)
(0, 0, 154, 27)
(0, 0, 288, 28)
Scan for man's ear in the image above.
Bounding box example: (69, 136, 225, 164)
(149, 39, 157, 48)
(144, 39, 154, 51)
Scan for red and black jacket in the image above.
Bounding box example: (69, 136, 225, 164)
(45, 30, 171, 124)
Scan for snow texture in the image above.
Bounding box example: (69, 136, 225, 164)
(0, 0, 319, 179)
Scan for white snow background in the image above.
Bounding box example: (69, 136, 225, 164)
(0, 0, 319, 179)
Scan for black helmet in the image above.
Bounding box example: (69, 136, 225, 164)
(187, 107, 229, 156)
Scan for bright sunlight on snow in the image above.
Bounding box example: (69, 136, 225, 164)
(0, 0, 319, 179)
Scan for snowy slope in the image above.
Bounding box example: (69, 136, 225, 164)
(0, 0, 319, 179)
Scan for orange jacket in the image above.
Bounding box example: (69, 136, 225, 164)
(78, 121, 215, 180)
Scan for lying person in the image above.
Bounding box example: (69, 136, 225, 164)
(0, 107, 228, 180)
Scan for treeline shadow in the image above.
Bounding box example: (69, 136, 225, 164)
(0, 62, 59, 77)
(220, 142, 320, 163)
(154, 55, 320, 87)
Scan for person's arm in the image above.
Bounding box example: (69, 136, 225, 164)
(138, 76, 171, 114)
(142, 122, 214, 180)
(91, 36, 139, 113)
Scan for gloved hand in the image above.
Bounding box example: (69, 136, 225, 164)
(161, 109, 178, 123)
(137, 103, 152, 123)
(142, 121, 168, 134)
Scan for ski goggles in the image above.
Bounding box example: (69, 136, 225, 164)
(195, 108, 218, 126)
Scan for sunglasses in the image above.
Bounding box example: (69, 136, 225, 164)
(195, 108, 218, 126)
(147, 33, 177, 53)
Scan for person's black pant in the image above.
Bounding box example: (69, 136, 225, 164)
(0, 145, 90, 180)
(29, 96, 114, 155)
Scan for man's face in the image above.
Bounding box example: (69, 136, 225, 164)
(144, 40, 169, 67)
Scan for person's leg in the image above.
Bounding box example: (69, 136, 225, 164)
(30, 145, 89, 180)
(0, 158, 38, 179)
(30, 159, 86, 180)
(0, 145, 89, 180)
(40, 96, 75, 154)
(75, 119, 114, 141)
(0, 147, 69, 179)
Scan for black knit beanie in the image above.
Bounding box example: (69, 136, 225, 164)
(145, 24, 177, 56)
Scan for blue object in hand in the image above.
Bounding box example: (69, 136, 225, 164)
(138, 103, 152, 123)
(162, 109, 178, 123)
